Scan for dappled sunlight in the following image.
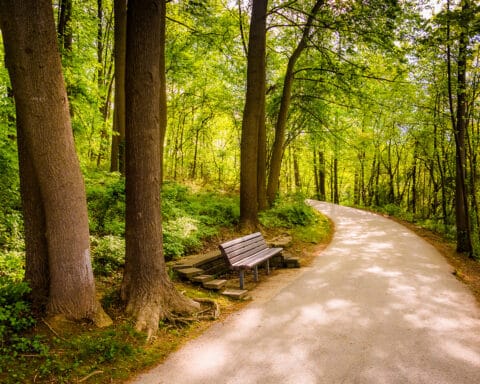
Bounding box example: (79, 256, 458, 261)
(364, 265, 402, 278)
(184, 342, 229, 375)
(440, 340, 480, 365)
(133, 202, 480, 384)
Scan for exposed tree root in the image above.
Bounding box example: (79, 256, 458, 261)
(166, 297, 221, 325)
(77, 370, 104, 383)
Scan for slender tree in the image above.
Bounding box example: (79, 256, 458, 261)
(447, 0, 473, 254)
(266, 0, 324, 206)
(57, 0, 73, 53)
(111, 0, 127, 173)
(0, 0, 110, 325)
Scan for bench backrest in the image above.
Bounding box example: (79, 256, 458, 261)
(219, 232, 268, 266)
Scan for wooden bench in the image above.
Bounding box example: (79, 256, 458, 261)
(219, 232, 283, 289)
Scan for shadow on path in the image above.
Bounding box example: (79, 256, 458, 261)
(130, 202, 480, 384)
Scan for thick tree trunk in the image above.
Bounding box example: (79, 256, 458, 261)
(16, 116, 49, 310)
(122, 0, 197, 338)
(0, 0, 109, 324)
(266, 0, 324, 206)
(239, 0, 268, 230)
(111, 0, 127, 173)
(159, 0, 167, 183)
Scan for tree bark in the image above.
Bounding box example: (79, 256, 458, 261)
(318, 151, 326, 201)
(16, 114, 49, 310)
(257, 98, 268, 211)
(111, 0, 127, 173)
(0, 0, 109, 324)
(122, 0, 197, 338)
(266, 0, 324, 206)
(57, 0, 72, 52)
(313, 150, 320, 199)
(333, 156, 339, 204)
(293, 150, 301, 190)
(159, 0, 167, 183)
(447, 0, 473, 254)
(239, 0, 268, 230)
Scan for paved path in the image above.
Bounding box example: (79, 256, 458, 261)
(130, 202, 480, 384)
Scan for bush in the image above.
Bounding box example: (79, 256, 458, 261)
(86, 173, 125, 236)
(90, 235, 125, 276)
(260, 195, 317, 229)
(0, 212, 23, 252)
(161, 182, 239, 260)
(0, 277, 48, 371)
(0, 251, 24, 281)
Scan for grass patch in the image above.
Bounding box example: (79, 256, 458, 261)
(0, 281, 243, 384)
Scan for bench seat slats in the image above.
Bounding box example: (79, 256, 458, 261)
(225, 243, 267, 264)
(230, 247, 283, 269)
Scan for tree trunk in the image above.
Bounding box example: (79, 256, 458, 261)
(411, 151, 417, 215)
(257, 98, 267, 211)
(447, 0, 473, 254)
(0, 0, 109, 324)
(16, 115, 49, 310)
(313, 150, 320, 199)
(122, 0, 197, 338)
(239, 0, 268, 230)
(111, 0, 127, 173)
(319, 151, 326, 201)
(333, 156, 339, 204)
(159, 0, 167, 183)
(293, 150, 301, 190)
(266, 0, 324, 206)
(57, 0, 72, 52)
(190, 127, 200, 179)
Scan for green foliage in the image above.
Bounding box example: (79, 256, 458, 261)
(260, 195, 318, 229)
(85, 176, 240, 261)
(70, 327, 141, 366)
(0, 277, 49, 374)
(0, 251, 24, 281)
(85, 172, 125, 236)
(161, 182, 239, 260)
(292, 213, 331, 244)
(1, 321, 145, 383)
(90, 235, 125, 276)
(0, 212, 23, 252)
(0, 103, 21, 251)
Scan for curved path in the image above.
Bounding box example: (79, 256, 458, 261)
(130, 202, 480, 384)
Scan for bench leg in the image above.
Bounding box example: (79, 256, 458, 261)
(253, 266, 258, 282)
(239, 270, 245, 290)
(266, 259, 270, 275)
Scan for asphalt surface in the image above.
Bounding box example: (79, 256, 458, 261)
(129, 202, 480, 384)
